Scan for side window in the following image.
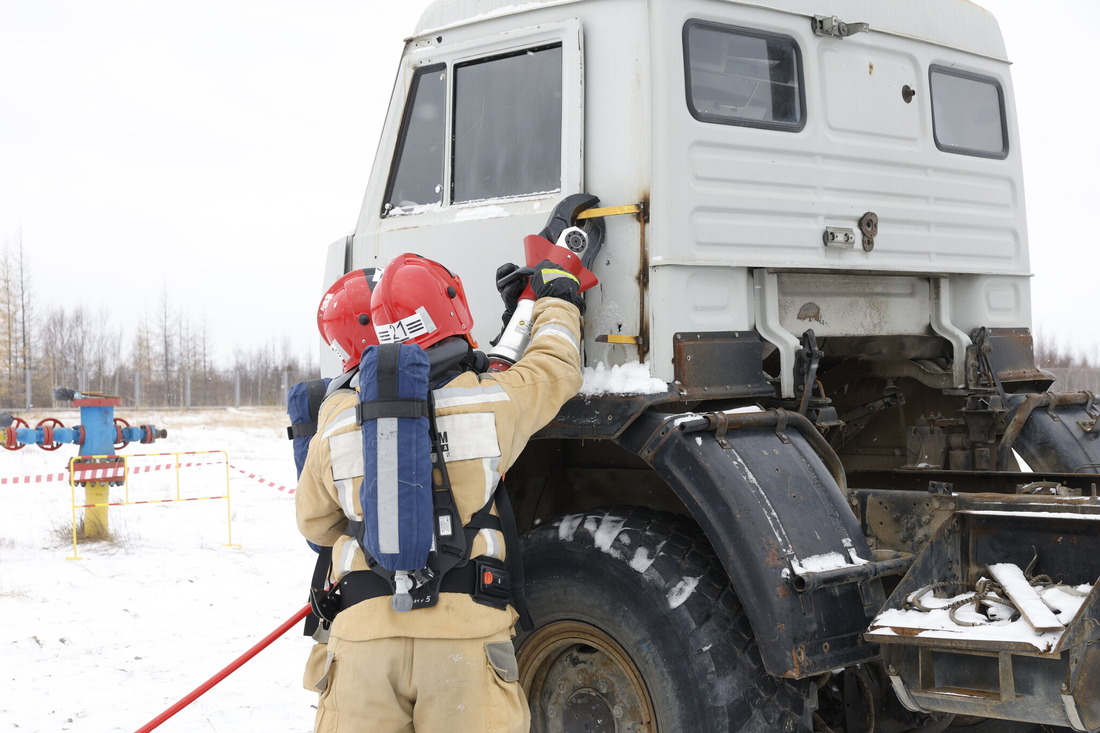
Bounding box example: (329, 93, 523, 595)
(452, 45, 563, 203)
(929, 66, 1007, 159)
(383, 64, 447, 214)
(684, 21, 805, 131)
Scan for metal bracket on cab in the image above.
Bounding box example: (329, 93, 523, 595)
(813, 15, 870, 38)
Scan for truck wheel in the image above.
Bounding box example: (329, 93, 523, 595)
(516, 506, 815, 732)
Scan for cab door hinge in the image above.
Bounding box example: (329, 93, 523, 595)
(812, 15, 870, 38)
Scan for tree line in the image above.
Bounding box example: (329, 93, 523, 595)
(1035, 333, 1100, 394)
(0, 236, 316, 410)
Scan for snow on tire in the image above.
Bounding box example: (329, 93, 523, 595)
(516, 506, 815, 732)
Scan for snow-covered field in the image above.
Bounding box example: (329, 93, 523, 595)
(1, 408, 317, 732)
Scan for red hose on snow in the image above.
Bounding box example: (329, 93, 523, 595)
(134, 603, 312, 733)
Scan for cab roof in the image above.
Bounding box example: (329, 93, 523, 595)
(413, 0, 1007, 61)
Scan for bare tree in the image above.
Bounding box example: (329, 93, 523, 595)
(87, 305, 122, 393)
(0, 244, 15, 405)
(155, 285, 176, 404)
(14, 237, 35, 406)
(128, 313, 155, 405)
(130, 314, 154, 373)
(39, 306, 73, 393)
(197, 314, 213, 379)
(1034, 331, 1084, 369)
(0, 246, 12, 372)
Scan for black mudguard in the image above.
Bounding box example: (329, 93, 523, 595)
(1005, 392, 1100, 474)
(617, 408, 901, 679)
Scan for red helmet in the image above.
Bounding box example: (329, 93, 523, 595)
(317, 268, 382, 371)
(371, 253, 476, 349)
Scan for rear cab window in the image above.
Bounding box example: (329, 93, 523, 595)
(683, 20, 805, 131)
(929, 65, 1008, 158)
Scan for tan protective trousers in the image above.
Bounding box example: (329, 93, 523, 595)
(312, 630, 530, 733)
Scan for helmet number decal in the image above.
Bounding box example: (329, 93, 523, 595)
(375, 306, 437, 344)
(328, 339, 351, 363)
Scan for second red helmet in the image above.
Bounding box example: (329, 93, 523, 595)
(317, 268, 382, 372)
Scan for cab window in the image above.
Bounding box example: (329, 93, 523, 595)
(384, 45, 563, 215)
(684, 21, 805, 131)
(930, 66, 1008, 159)
(384, 64, 447, 213)
(453, 45, 562, 203)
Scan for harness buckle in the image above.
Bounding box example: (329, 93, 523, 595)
(473, 558, 512, 610)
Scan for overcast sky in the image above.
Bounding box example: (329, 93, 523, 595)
(0, 1, 432, 366)
(0, 0, 1096, 368)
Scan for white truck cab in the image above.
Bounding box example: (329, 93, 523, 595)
(320, 3, 1100, 731)
(328, 0, 1027, 395)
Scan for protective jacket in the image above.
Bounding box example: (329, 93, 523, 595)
(295, 298, 582, 641)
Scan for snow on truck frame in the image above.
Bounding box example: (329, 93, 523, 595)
(321, 1, 1100, 731)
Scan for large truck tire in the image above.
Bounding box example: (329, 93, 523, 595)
(516, 506, 815, 732)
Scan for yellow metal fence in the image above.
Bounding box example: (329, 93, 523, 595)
(67, 450, 236, 560)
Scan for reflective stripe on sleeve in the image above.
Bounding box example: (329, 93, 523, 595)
(321, 407, 358, 439)
(336, 477, 362, 522)
(532, 322, 579, 352)
(338, 538, 358, 576)
(484, 456, 501, 506)
(433, 384, 510, 410)
(479, 528, 501, 560)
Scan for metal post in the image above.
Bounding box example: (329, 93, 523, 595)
(222, 451, 234, 547)
(23, 368, 30, 410)
(84, 481, 110, 538)
(79, 401, 118, 540)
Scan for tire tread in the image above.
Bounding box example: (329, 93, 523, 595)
(522, 506, 814, 732)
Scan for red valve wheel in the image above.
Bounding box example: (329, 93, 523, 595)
(113, 417, 131, 450)
(37, 418, 65, 451)
(3, 417, 29, 450)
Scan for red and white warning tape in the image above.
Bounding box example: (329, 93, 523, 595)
(229, 466, 294, 495)
(75, 496, 228, 509)
(0, 459, 293, 494)
(0, 471, 68, 485)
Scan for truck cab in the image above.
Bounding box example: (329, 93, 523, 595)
(322, 2, 1100, 731)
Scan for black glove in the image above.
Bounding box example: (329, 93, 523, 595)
(495, 262, 526, 316)
(531, 259, 585, 314)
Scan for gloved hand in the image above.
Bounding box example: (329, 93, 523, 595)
(491, 262, 530, 346)
(531, 259, 585, 314)
(495, 262, 527, 316)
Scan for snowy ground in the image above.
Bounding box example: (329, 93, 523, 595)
(0, 408, 318, 732)
(0, 364, 672, 732)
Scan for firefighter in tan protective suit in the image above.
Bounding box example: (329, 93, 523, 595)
(296, 252, 585, 733)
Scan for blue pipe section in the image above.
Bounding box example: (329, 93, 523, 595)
(12, 424, 157, 450)
(6, 394, 165, 453)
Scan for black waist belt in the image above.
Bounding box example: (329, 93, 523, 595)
(337, 565, 482, 609)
